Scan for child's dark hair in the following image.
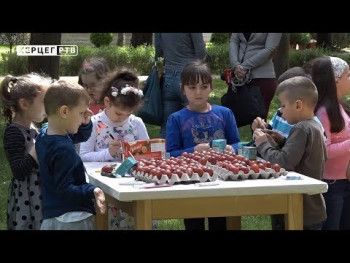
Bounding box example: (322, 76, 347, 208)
(306, 56, 344, 133)
(103, 68, 143, 110)
(277, 76, 318, 109)
(180, 60, 212, 93)
(0, 73, 52, 123)
(278, 67, 311, 84)
(78, 57, 110, 86)
(45, 80, 90, 116)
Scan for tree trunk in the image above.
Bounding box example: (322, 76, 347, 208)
(117, 33, 124, 46)
(317, 33, 332, 49)
(273, 33, 290, 80)
(28, 33, 61, 79)
(130, 33, 153, 47)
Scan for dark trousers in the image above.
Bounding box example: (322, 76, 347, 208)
(271, 214, 285, 230)
(271, 214, 325, 230)
(184, 217, 226, 230)
(322, 179, 350, 230)
(250, 78, 278, 121)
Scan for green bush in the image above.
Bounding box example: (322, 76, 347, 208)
(206, 43, 230, 74)
(59, 45, 156, 76)
(89, 33, 113, 48)
(289, 47, 350, 68)
(210, 33, 231, 45)
(1, 53, 28, 75)
(331, 33, 350, 49)
(4, 43, 350, 77)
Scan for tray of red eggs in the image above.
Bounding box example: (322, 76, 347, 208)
(182, 150, 287, 181)
(133, 156, 218, 185)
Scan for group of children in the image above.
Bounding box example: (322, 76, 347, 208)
(1, 55, 350, 230)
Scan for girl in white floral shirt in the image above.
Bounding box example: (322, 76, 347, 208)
(80, 69, 149, 162)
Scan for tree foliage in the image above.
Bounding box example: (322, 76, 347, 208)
(90, 33, 113, 47)
(28, 33, 61, 79)
(130, 33, 152, 47)
(210, 33, 231, 44)
(0, 33, 30, 53)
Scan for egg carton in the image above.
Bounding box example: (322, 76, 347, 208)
(133, 171, 218, 185)
(207, 164, 287, 181)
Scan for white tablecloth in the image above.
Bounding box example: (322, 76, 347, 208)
(84, 162, 328, 202)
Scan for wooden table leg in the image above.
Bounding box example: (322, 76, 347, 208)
(133, 200, 152, 230)
(285, 194, 303, 230)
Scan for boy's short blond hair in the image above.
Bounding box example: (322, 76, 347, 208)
(277, 76, 318, 109)
(44, 80, 90, 116)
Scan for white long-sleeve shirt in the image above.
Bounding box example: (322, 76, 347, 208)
(80, 111, 149, 162)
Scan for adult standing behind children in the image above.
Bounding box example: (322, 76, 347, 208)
(36, 80, 105, 230)
(254, 76, 327, 230)
(306, 56, 350, 230)
(155, 33, 207, 138)
(80, 69, 149, 162)
(1, 73, 52, 230)
(166, 60, 240, 230)
(78, 57, 110, 115)
(229, 33, 282, 120)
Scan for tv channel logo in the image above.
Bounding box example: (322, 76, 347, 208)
(16, 45, 78, 56)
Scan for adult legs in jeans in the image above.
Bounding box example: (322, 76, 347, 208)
(322, 179, 350, 230)
(184, 217, 227, 230)
(159, 71, 188, 138)
(340, 181, 350, 229)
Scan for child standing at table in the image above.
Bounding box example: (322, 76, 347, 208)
(80, 69, 149, 162)
(166, 60, 240, 230)
(306, 56, 350, 230)
(251, 67, 325, 230)
(1, 73, 51, 230)
(79, 69, 155, 230)
(78, 57, 110, 115)
(254, 76, 327, 230)
(35, 80, 105, 230)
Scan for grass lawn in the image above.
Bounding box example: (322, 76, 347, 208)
(0, 78, 280, 230)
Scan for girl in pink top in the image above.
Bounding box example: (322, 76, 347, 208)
(307, 56, 350, 230)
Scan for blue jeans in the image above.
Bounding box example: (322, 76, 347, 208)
(159, 70, 188, 138)
(322, 179, 350, 230)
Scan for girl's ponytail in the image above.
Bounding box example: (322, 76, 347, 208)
(0, 75, 16, 122)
